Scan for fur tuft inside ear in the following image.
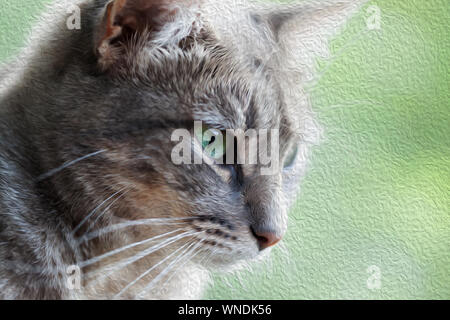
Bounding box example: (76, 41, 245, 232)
(94, 0, 201, 70)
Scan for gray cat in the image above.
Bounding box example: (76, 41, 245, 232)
(0, 0, 363, 299)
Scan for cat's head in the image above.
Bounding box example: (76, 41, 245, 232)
(40, 0, 363, 269)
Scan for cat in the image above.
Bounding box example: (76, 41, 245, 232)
(0, 0, 363, 299)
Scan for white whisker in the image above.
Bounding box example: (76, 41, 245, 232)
(85, 231, 202, 287)
(135, 238, 205, 299)
(113, 240, 195, 299)
(72, 186, 128, 235)
(36, 150, 106, 182)
(157, 246, 207, 295)
(84, 188, 133, 234)
(199, 247, 219, 267)
(78, 218, 194, 244)
(79, 228, 184, 268)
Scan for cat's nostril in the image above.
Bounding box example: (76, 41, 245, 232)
(250, 227, 282, 251)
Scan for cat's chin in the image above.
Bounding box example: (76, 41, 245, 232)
(200, 245, 272, 273)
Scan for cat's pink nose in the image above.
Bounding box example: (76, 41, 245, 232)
(252, 229, 282, 251)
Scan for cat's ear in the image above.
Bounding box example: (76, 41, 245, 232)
(267, 0, 365, 83)
(94, 0, 200, 69)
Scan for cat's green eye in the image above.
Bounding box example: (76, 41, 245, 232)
(283, 145, 298, 169)
(194, 125, 226, 160)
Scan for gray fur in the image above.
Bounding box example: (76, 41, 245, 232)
(0, 0, 363, 299)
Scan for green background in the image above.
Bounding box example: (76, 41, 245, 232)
(0, 0, 448, 299)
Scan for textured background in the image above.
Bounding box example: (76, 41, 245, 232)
(0, 0, 448, 299)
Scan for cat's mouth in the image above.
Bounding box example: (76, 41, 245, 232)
(186, 223, 282, 268)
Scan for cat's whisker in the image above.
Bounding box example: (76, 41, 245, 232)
(200, 247, 221, 267)
(36, 150, 106, 182)
(135, 238, 205, 299)
(156, 246, 207, 295)
(198, 247, 216, 266)
(77, 217, 195, 244)
(72, 186, 129, 236)
(79, 228, 185, 268)
(113, 239, 198, 299)
(1, 0, 373, 299)
(85, 230, 203, 287)
(84, 187, 134, 235)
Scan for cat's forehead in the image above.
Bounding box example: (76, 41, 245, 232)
(129, 42, 289, 133)
(190, 68, 284, 131)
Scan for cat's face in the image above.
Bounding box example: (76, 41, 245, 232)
(86, 22, 300, 268)
(94, 63, 300, 266)
(43, 0, 361, 272)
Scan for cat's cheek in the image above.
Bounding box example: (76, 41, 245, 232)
(120, 181, 193, 220)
